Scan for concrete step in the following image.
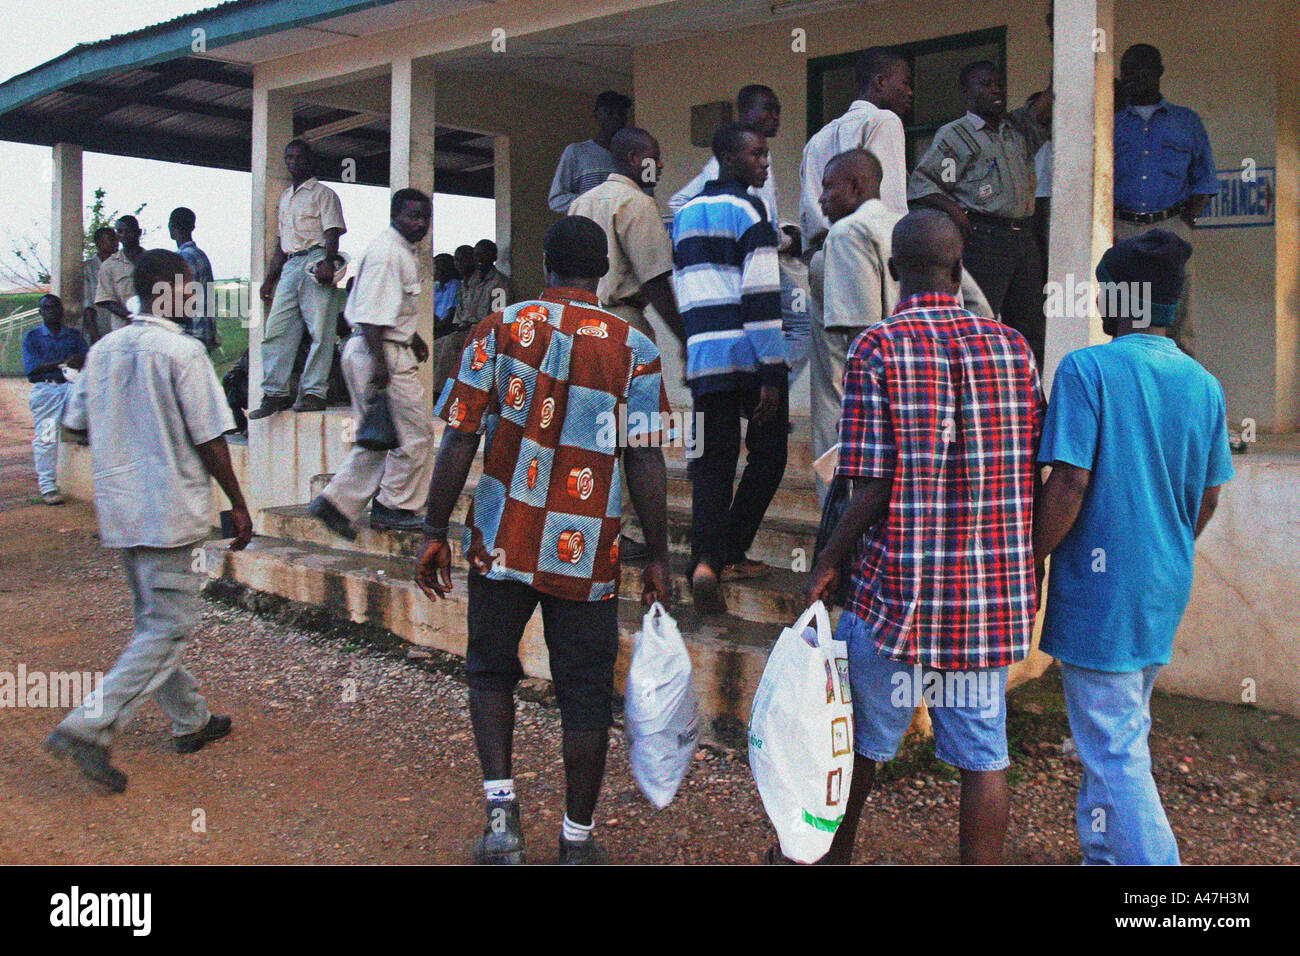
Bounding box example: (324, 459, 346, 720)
(261, 505, 810, 626)
(202, 535, 784, 744)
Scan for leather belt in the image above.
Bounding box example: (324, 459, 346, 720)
(1116, 203, 1184, 225)
(967, 211, 1035, 232)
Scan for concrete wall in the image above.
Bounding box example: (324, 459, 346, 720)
(1164, 446, 1300, 717)
(632, 0, 1293, 430)
(435, 69, 604, 300)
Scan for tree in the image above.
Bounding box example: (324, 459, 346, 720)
(0, 187, 147, 290)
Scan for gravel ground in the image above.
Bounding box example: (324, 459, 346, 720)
(1, 378, 1296, 865)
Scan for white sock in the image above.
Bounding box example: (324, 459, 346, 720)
(562, 814, 593, 843)
(483, 778, 515, 803)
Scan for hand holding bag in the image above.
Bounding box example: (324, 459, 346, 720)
(355, 389, 400, 451)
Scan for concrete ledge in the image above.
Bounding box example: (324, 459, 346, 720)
(203, 536, 782, 745)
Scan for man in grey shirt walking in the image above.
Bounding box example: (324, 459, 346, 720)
(46, 249, 253, 793)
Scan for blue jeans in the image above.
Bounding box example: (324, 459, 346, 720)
(1060, 662, 1180, 865)
(837, 611, 1010, 772)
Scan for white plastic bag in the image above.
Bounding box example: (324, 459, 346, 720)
(625, 602, 699, 809)
(747, 601, 854, 863)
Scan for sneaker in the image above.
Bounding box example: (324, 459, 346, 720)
(293, 394, 328, 413)
(472, 799, 525, 865)
(174, 714, 232, 754)
(41, 491, 65, 506)
(369, 502, 425, 532)
(558, 835, 608, 865)
(247, 394, 294, 420)
(43, 729, 127, 793)
(308, 495, 358, 541)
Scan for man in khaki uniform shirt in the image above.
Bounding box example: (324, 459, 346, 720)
(811, 150, 992, 497)
(48, 248, 252, 792)
(94, 215, 144, 332)
(310, 189, 435, 537)
(909, 61, 1051, 367)
(567, 127, 685, 346)
(250, 138, 347, 418)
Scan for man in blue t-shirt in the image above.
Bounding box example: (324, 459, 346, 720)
(1034, 229, 1233, 865)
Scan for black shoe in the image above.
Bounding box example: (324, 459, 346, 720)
(43, 729, 127, 793)
(308, 495, 358, 541)
(618, 534, 651, 562)
(247, 394, 294, 420)
(293, 394, 327, 413)
(558, 835, 608, 865)
(370, 502, 425, 532)
(174, 715, 232, 754)
(472, 800, 526, 865)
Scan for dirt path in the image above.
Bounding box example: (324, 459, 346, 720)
(0, 378, 1296, 864)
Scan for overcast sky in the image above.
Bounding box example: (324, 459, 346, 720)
(0, 0, 495, 286)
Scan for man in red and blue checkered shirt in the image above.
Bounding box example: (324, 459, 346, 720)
(808, 209, 1044, 865)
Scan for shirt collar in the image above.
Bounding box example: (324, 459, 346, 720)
(131, 312, 186, 332)
(894, 291, 962, 315)
(965, 110, 1007, 132)
(291, 176, 319, 194)
(1124, 98, 1168, 116)
(605, 172, 641, 190)
(387, 224, 418, 252)
(541, 286, 599, 307)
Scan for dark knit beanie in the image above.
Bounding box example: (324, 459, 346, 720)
(1095, 228, 1192, 327)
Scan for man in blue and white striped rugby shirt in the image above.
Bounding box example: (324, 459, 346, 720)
(671, 121, 788, 612)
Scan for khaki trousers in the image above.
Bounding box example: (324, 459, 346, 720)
(322, 334, 435, 521)
(58, 544, 209, 747)
(810, 304, 858, 498)
(1112, 216, 1195, 356)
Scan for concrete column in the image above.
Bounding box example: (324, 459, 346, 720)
(1044, 0, 1114, 390)
(1274, 3, 1300, 431)
(390, 56, 437, 397)
(248, 84, 294, 408)
(494, 134, 512, 282)
(246, 81, 295, 517)
(50, 143, 83, 322)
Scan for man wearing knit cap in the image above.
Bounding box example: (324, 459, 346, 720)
(1034, 229, 1234, 864)
(417, 215, 673, 865)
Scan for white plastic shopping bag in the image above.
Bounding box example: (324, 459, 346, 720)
(747, 601, 854, 863)
(625, 602, 699, 808)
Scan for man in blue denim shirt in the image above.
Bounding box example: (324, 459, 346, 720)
(21, 294, 87, 505)
(1113, 44, 1218, 356)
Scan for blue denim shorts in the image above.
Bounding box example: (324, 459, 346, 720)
(836, 611, 1010, 772)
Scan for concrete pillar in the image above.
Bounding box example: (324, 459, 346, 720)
(246, 82, 295, 517)
(249, 84, 294, 409)
(389, 56, 437, 397)
(50, 143, 84, 322)
(494, 134, 512, 282)
(1044, 0, 1114, 390)
(1274, 3, 1300, 431)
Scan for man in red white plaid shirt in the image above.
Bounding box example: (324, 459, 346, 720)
(808, 209, 1044, 864)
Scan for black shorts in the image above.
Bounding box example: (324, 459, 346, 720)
(465, 573, 620, 731)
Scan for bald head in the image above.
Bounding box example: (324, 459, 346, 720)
(819, 148, 883, 223)
(889, 209, 965, 295)
(610, 126, 661, 190)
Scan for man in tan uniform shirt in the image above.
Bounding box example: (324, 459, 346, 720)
(250, 138, 347, 418)
(310, 189, 434, 537)
(567, 127, 685, 346)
